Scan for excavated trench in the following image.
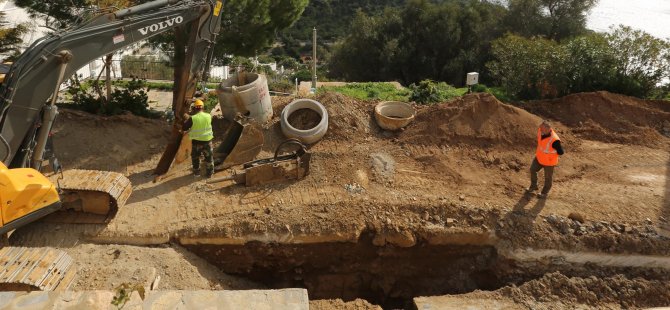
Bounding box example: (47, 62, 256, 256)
(180, 229, 670, 309)
(184, 233, 500, 309)
(9, 212, 670, 308)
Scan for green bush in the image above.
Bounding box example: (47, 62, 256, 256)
(268, 80, 295, 93)
(67, 77, 156, 118)
(488, 28, 670, 99)
(409, 80, 466, 104)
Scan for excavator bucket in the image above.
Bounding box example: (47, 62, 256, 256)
(213, 118, 264, 170)
(174, 133, 192, 165)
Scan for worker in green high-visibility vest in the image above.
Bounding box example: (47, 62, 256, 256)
(183, 99, 214, 178)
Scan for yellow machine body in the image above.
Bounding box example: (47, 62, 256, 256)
(0, 162, 61, 235)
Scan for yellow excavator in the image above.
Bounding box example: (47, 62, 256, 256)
(0, 0, 228, 291)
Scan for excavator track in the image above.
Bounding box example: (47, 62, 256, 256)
(47, 170, 133, 224)
(0, 247, 76, 291)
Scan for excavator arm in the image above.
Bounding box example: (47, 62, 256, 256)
(0, 0, 222, 169)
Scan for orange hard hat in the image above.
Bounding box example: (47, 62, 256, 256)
(194, 99, 204, 108)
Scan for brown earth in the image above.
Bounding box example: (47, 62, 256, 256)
(8, 91, 670, 309)
(439, 272, 670, 309)
(310, 299, 382, 310)
(521, 91, 670, 147)
(52, 109, 171, 172)
(287, 108, 322, 130)
(402, 93, 541, 148)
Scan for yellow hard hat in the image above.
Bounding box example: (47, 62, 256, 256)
(194, 99, 204, 108)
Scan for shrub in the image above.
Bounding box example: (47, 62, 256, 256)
(409, 80, 465, 104)
(67, 77, 155, 117)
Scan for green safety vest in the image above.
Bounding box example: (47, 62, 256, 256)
(188, 112, 214, 142)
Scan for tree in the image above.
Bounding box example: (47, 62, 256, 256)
(14, 0, 88, 30)
(487, 34, 564, 99)
(504, 0, 598, 40)
(561, 33, 617, 93)
(606, 25, 670, 97)
(0, 13, 28, 59)
(328, 0, 505, 86)
(488, 27, 670, 99)
(215, 0, 309, 56)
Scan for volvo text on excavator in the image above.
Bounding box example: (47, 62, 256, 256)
(0, 0, 223, 291)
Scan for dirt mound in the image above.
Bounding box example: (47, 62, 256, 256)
(524, 91, 670, 147)
(500, 272, 670, 308)
(401, 93, 542, 148)
(53, 109, 171, 172)
(314, 92, 374, 141)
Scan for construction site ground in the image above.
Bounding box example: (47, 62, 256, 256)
(8, 91, 670, 309)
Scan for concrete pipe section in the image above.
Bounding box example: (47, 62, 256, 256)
(374, 101, 415, 131)
(281, 99, 329, 144)
(217, 73, 273, 124)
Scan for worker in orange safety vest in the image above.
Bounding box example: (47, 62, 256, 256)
(527, 121, 564, 199)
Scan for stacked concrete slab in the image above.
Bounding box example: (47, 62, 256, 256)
(0, 289, 308, 310)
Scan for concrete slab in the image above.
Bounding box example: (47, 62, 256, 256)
(0, 289, 308, 310)
(414, 295, 523, 310)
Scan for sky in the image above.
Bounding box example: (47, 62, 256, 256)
(587, 0, 670, 39)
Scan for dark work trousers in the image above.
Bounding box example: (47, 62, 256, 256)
(191, 140, 214, 176)
(529, 157, 554, 195)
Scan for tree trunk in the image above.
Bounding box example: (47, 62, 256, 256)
(105, 54, 113, 102)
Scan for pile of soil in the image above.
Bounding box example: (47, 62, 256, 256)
(401, 93, 542, 148)
(53, 109, 170, 172)
(314, 92, 374, 140)
(499, 272, 670, 308)
(523, 91, 670, 146)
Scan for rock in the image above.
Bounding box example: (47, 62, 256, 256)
(624, 225, 633, 233)
(469, 215, 485, 224)
(446, 218, 457, 226)
(481, 224, 489, 231)
(459, 195, 466, 201)
(568, 212, 585, 223)
(422, 211, 430, 221)
(497, 220, 505, 228)
(645, 218, 652, 225)
(386, 218, 392, 225)
(546, 215, 558, 224)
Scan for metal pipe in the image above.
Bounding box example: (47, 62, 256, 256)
(115, 0, 181, 18)
(311, 27, 317, 91)
(32, 51, 70, 169)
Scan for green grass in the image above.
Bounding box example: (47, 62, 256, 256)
(482, 86, 513, 103)
(317, 81, 514, 104)
(319, 82, 411, 101)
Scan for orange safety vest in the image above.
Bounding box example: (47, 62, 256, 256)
(536, 128, 560, 166)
